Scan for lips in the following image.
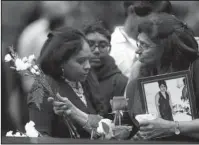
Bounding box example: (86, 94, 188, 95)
(91, 58, 101, 63)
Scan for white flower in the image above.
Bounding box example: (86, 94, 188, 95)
(35, 71, 40, 75)
(15, 59, 24, 70)
(6, 131, 14, 137)
(97, 119, 113, 134)
(30, 68, 36, 74)
(28, 55, 36, 63)
(4, 54, 12, 62)
(33, 65, 39, 71)
(25, 121, 39, 137)
(24, 62, 32, 69)
(13, 132, 21, 137)
(22, 57, 28, 62)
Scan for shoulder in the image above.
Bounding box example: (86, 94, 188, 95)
(113, 73, 128, 87)
(111, 26, 127, 45)
(155, 92, 160, 98)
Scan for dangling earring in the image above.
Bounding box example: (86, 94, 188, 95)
(61, 67, 65, 79)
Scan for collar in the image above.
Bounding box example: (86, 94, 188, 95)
(111, 26, 137, 48)
(111, 26, 127, 44)
(63, 77, 80, 89)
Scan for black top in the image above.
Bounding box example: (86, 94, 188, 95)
(27, 76, 99, 138)
(158, 91, 174, 121)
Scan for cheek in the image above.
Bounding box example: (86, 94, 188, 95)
(63, 63, 83, 79)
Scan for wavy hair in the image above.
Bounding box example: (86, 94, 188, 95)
(138, 13, 199, 71)
(38, 27, 87, 79)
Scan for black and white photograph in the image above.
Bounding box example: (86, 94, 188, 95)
(138, 71, 197, 122)
(1, 1, 199, 143)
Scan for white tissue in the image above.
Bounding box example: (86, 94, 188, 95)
(135, 114, 156, 122)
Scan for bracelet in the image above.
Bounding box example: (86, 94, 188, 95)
(174, 121, 180, 135)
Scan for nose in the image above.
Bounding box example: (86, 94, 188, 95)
(135, 47, 143, 55)
(84, 60, 91, 71)
(92, 46, 100, 54)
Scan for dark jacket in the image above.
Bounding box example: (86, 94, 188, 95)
(27, 76, 102, 138)
(93, 55, 128, 116)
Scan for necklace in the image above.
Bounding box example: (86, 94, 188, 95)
(63, 77, 87, 106)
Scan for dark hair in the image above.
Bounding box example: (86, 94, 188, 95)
(123, 1, 152, 17)
(83, 21, 111, 42)
(138, 13, 199, 71)
(183, 78, 187, 85)
(123, 1, 172, 17)
(158, 80, 167, 89)
(38, 27, 87, 79)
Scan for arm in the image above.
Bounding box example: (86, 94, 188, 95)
(113, 73, 128, 96)
(125, 60, 149, 117)
(155, 93, 161, 118)
(167, 91, 174, 113)
(48, 94, 103, 134)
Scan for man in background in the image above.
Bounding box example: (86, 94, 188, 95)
(110, 1, 172, 78)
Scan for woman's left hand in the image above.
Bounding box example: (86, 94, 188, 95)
(133, 118, 175, 140)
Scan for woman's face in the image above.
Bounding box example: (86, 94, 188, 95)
(159, 84, 167, 92)
(86, 32, 110, 68)
(136, 33, 164, 65)
(63, 39, 92, 82)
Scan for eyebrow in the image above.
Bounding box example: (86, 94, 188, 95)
(88, 40, 109, 43)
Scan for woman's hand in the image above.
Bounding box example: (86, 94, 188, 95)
(133, 118, 175, 140)
(48, 93, 75, 116)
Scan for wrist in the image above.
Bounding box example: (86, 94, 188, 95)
(168, 121, 176, 134)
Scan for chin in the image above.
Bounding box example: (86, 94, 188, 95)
(91, 63, 102, 68)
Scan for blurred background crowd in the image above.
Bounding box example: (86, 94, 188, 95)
(1, 1, 199, 134)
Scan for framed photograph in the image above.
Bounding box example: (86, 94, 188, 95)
(138, 70, 197, 121)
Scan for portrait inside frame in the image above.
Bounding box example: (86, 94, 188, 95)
(138, 70, 197, 121)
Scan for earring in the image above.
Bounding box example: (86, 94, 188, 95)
(61, 67, 65, 79)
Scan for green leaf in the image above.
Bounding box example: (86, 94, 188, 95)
(101, 122, 110, 134)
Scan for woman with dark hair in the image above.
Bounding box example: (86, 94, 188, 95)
(28, 27, 105, 138)
(125, 13, 199, 139)
(155, 80, 174, 121)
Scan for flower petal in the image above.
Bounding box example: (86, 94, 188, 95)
(5, 54, 12, 62)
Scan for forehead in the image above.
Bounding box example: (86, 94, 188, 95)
(86, 32, 109, 42)
(160, 84, 166, 87)
(73, 39, 92, 59)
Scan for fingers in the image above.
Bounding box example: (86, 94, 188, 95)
(139, 119, 150, 126)
(47, 97, 54, 103)
(53, 108, 64, 116)
(53, 101, 66, 107)
(56, 93, 68, 102)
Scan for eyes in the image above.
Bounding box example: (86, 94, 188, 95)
(88, 40, 110, 52)
(76, 57, 91, 65)
(136, 40, 151, 49)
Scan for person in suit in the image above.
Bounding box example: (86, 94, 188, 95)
(27, 27, 105, 138)
(110, 1, 172, 78)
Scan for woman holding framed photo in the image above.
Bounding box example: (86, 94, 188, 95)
(125, 12, 199, 140)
